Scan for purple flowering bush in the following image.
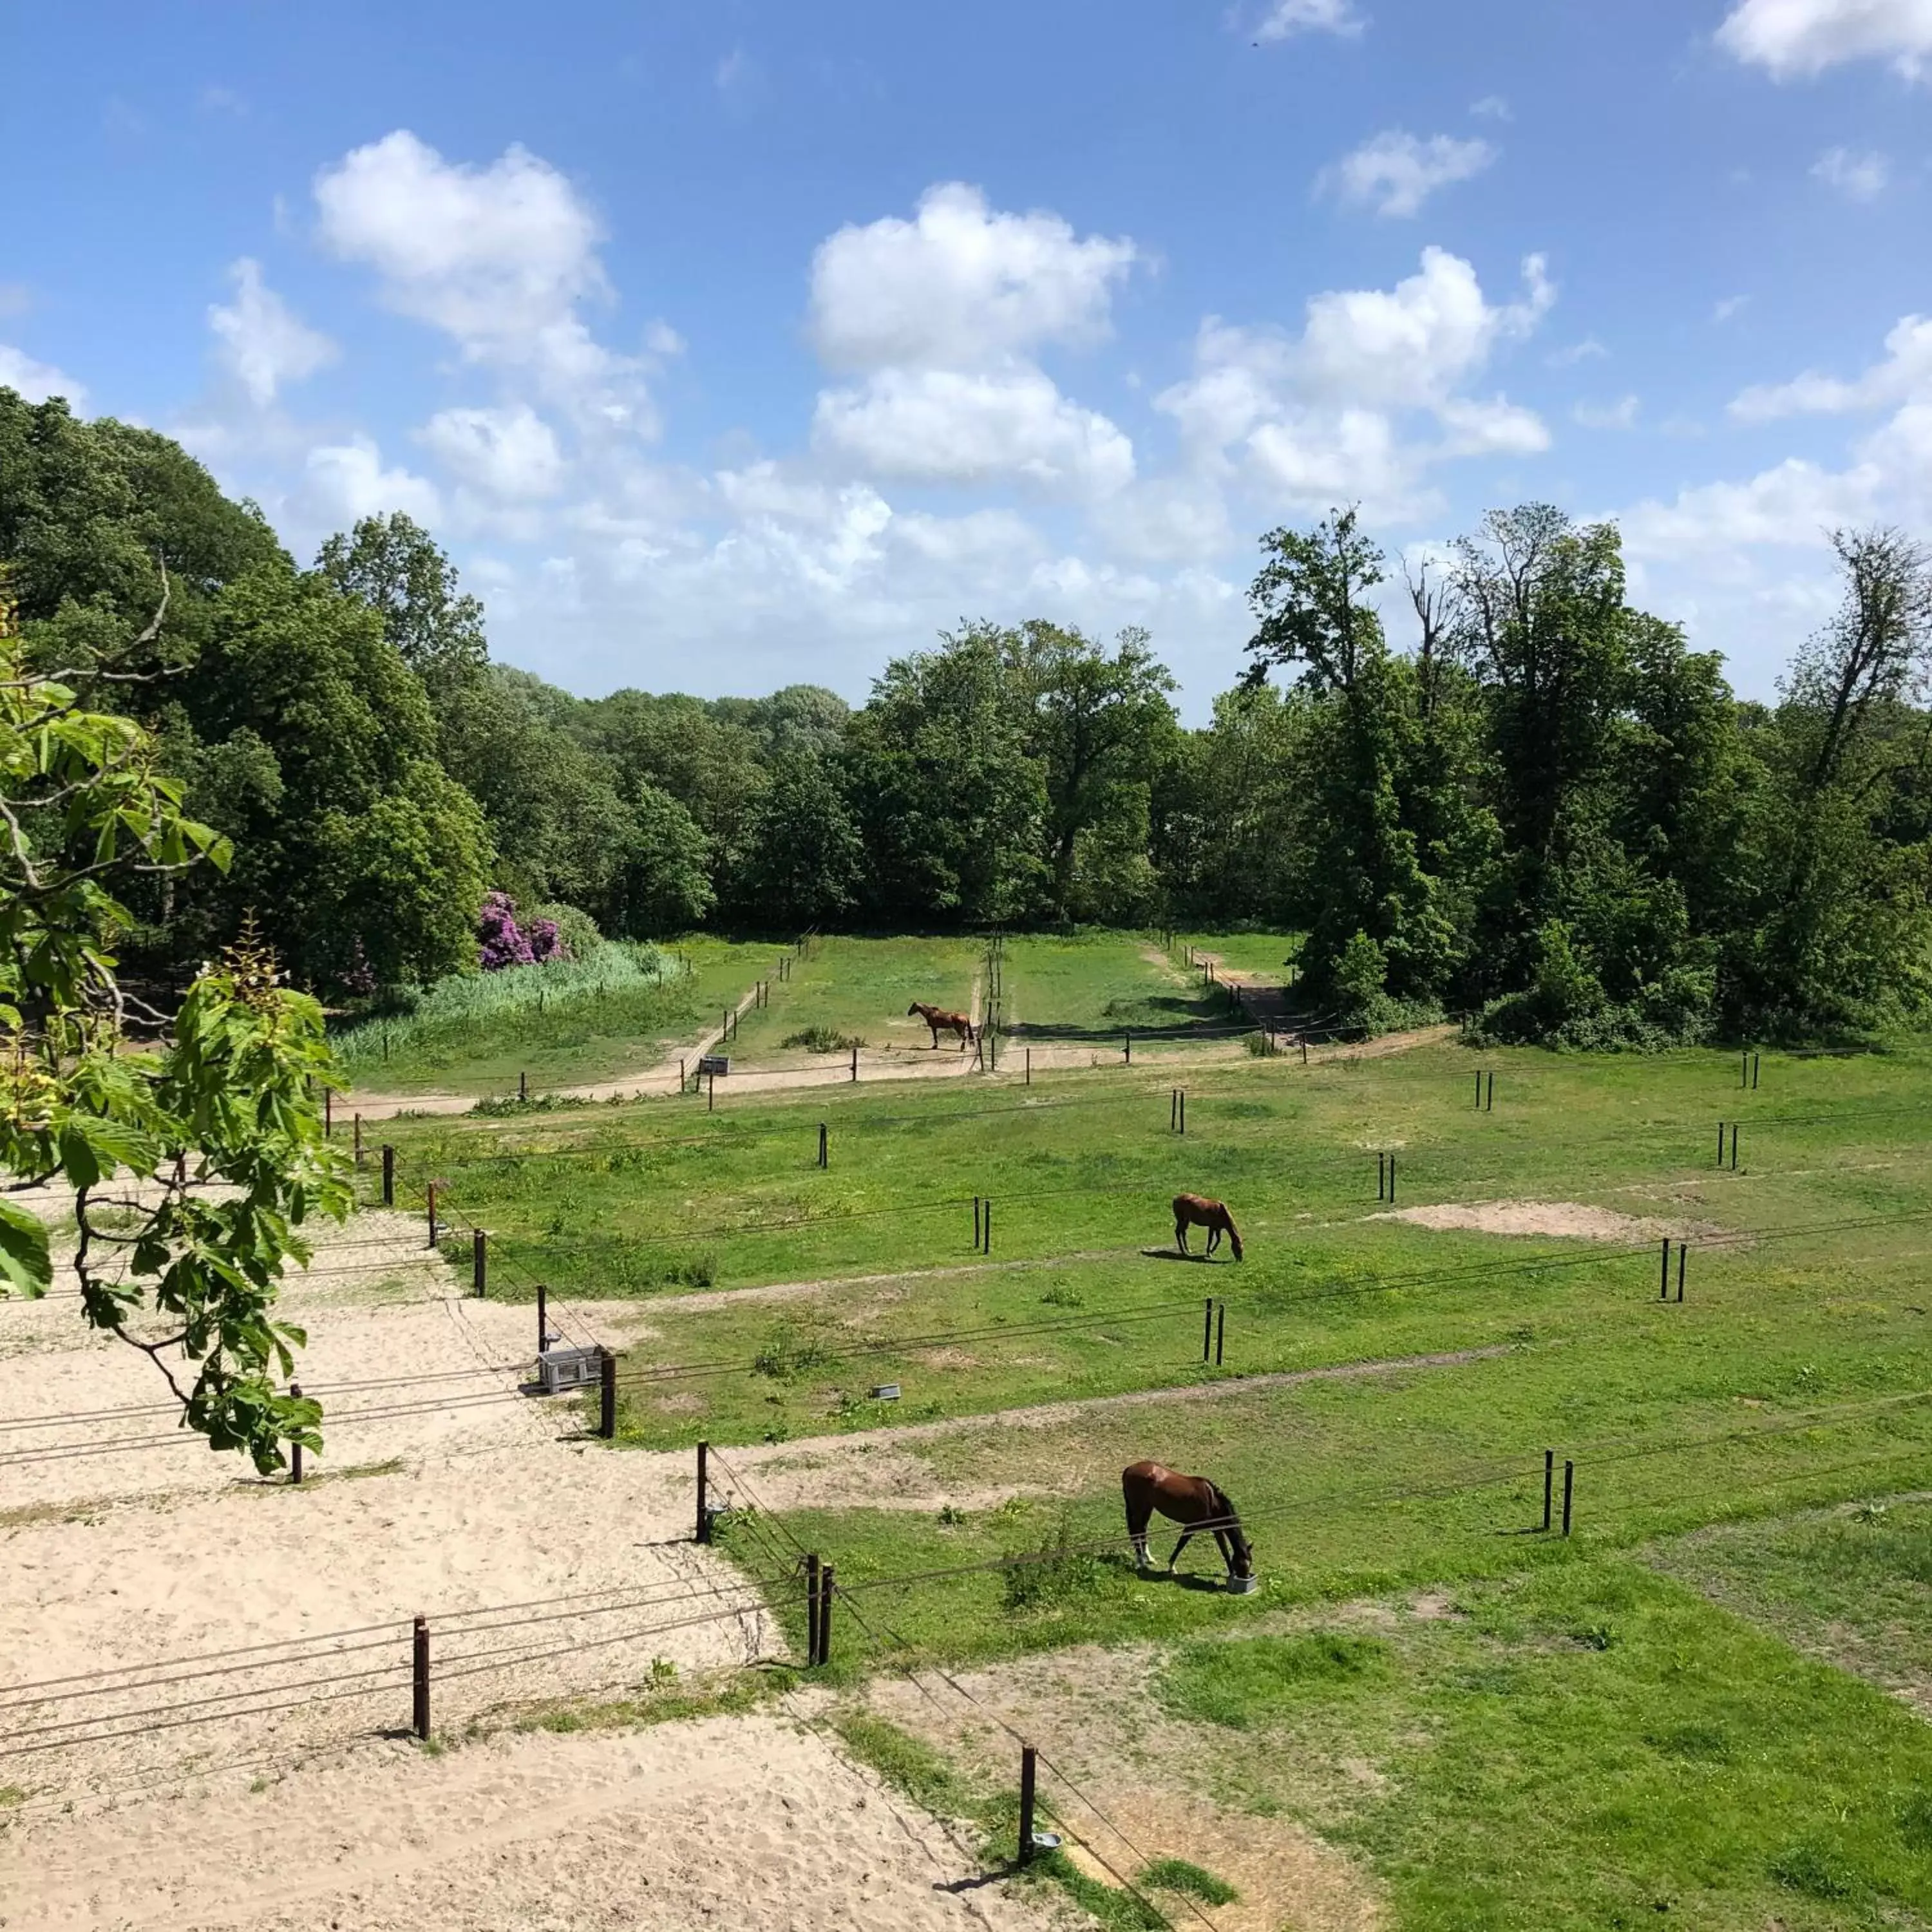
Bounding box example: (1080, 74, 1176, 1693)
(478, 891, 535, 971)
(478, 892, 573, 971)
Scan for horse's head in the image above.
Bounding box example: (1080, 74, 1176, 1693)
(1213, 1486, 1254, 1578)
(907, 1002, 922, 1018)
(1227, 1229, 1244, 1262)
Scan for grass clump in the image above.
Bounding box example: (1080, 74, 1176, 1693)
(1138, 1857, 1238, 1904)
(1002, 1515, 1115, 1613)
(782, 1025, 866, 1053)
(1157, 1632, 1391, 1729)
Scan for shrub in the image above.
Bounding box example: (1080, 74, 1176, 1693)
(1001, 1514, 1109, 1612)
(782, 1025, 866, 1053)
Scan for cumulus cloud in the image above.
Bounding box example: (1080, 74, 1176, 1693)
(314, 130, 650, 431)
(419, 404, 565, 498)
(808, 182, 1135, 372)
(0, 343, 86, 408)
(208, 258, 337, 406)
(1253, 0, 1367, 43)
(1717, 0, 1932, 79)
(803, 184, 1137, 498)
(1157, 248, 1553, 520)
(1810, 145, 1890, 198)
(305, 435, 442, 526)
(1730, 312, 1932, 418)
(1317, 129, 1497, 218)
(813, 366, 1133, 495)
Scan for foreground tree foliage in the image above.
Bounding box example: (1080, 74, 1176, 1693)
(0, 576, 347, 1468)
(3, 382, 1928, 1046)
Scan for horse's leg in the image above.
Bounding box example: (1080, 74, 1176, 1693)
(1124, 1487, 1153, 1571)
(1168, 1527, 1196, 1573)
(1206, 1224, 1220, 1256)
(1214, 1530, 1235, 1578)
(1175, 1217, 1189, 1255)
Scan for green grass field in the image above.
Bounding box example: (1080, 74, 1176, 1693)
(362, 942, 1932, 1927)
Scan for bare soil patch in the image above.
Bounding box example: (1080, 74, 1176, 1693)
(1370, 1198, 1719, 1243)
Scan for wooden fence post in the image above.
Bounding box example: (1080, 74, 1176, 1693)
(696, 1441, 710, 1543)
(412, 1615, 430, 1741)
(519, 1070, 527, 1103)
(426, 1182, 438, 1249)
(599, 1347, 616, 1439)
(1541, 1449, 1553, 1533)
(1215, 1302, 1226, 1366)
(353, 1113, 363, 1167)
(817, 1563, 835, 1665)
(805, 1552, 822, 1665)
(324, 1090, 332, 1139)
(1562, 1460, 1575, 1537)
(851, 1043, 858, 1083)
(1202, 1298, 1213, 1361)
(537, 1283, 549, 1355)
(473, 1229, 487, 1299)
(381, 1144, 394, 1207)
(290, 1383, 303, 1485)
(1018, 1745, 1039, 1865)
(818, 1123, 828, 1169)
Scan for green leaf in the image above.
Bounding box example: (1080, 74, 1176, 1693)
(0, 1200, 52, 1298)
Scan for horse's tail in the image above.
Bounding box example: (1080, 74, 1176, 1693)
(1221, 1207, 1244, 1260)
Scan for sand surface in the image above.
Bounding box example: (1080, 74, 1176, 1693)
(1370, 1198, 1714, 1242)
(0, 1712, 1056, 1932)
(0, 1210, 1075, 1932)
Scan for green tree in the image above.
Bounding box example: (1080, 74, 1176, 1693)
(1244, 509, 1447, 1003)
(999, 620, 1178, 922)
(0, 581, 348, 1469)
(610, 782, 714, 935)
(728, 751, 864, 929)
(315, 512, 488, 703)
(843, 629, 1045, 925)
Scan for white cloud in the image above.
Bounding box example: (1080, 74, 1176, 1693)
(1713, 294, 1751, 324)
(1810, 144, 1890, 198)
(207, 258, 337, 406)
(1573, 394, 1640, 431)
(1157, 249, 1553, 519)
(1253, 0, 1367, 43)
(813, 366, 1134, 495)
(1318, 129, 1497, 218)
(0, 344, 85, 408)
(1470, 94, 1512, 120)
(1548, 336, 1609, 366)
(314, 130, 650, 431)
(1718, 0, 1932, 78)
(1730, 312, 1932, 418)
(808, 181, 1135, 371)
(305, 435, 442, 526)
(419, 404, 565, 498)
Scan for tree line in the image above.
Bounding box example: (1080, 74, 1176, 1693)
(5, 387, 1929, 1045)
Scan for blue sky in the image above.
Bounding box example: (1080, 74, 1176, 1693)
(6, 0, 1931, 716)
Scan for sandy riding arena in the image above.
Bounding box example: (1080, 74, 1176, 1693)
(0, 1220, 1057, 1932)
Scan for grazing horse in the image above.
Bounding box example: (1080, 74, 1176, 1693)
(1173, 1193, 1243, 1260)
(1122, 1461, 1253, 1583)
(908, 1001, 976, 1050)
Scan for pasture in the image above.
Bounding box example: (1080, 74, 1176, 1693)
(358, 957, 1932, 1928)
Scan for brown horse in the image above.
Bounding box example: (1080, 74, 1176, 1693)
(908, 1000, 976, 1050)
(1173, 1193, 1243, 1260)
(1122, 1461, 1253, 1582)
